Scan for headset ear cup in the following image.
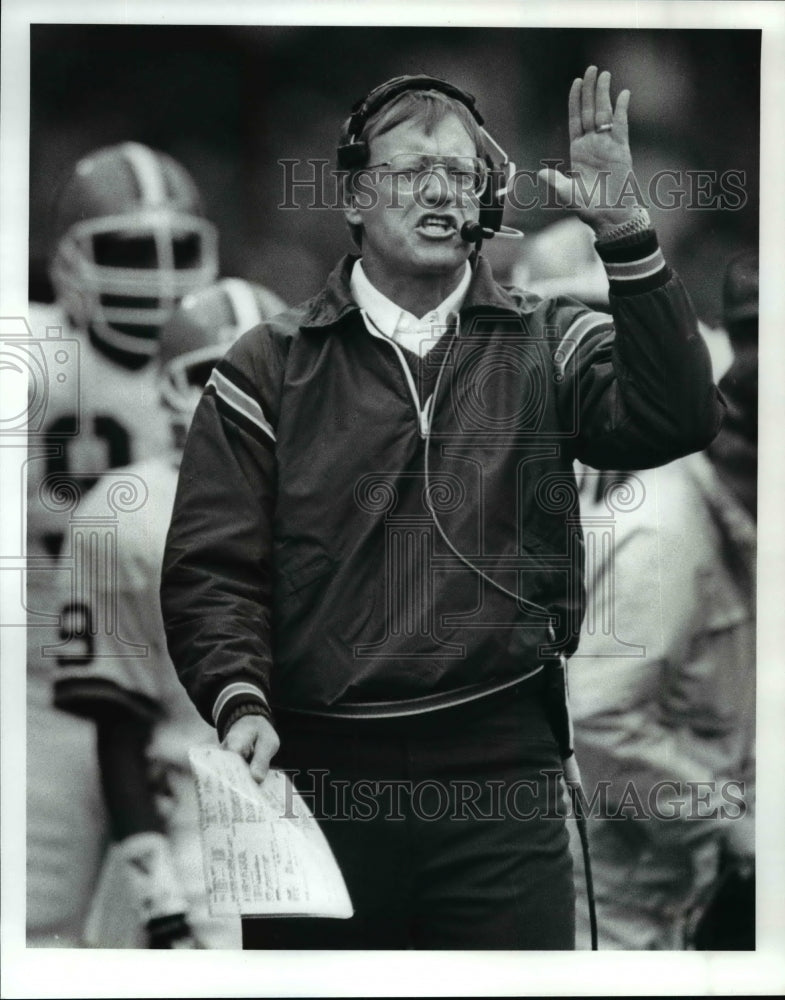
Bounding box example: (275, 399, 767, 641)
(337, 139, 370, 170)
(478, 159, 505, 235)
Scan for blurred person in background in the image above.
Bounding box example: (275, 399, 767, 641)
(161, 67, 724, 950)
(511, 215, 733, 381)
(689, 252, 757, 950)
(51, 279, 286, 949)
(26, 141, 220, 560)
(568, 251, 758, 949)
(26, 142, 219, 946)
(511, 216, 610, 312)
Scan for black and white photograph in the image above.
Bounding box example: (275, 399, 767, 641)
(2, 1, 784, 996)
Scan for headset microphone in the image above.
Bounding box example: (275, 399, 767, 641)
(460, 221, 524, 244)
(460, 221, 493, 243)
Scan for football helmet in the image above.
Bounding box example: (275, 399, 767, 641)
(511, 217, 609, 309)
(159, 277, 286, 445)
(49, 142, 219, 361)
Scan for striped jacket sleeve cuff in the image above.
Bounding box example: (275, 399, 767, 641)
(594, 229, 671, 296)
(212, 682, 272, 741)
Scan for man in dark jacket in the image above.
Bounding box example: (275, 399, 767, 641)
(161, 68, 725, 949)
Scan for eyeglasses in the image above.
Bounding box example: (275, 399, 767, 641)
(362, 153, 489, 195)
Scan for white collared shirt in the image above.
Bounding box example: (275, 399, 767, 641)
(350, 259, 470, 358)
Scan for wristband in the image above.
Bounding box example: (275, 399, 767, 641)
(594, 207, 653, 244)
(221, 701, 269, 737)
(213, 682, 273, 741)
(116, 831, 188, 923)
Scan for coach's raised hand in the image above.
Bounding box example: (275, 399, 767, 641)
(539, 66, 644, 235)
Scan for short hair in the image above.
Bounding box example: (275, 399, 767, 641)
(339, 88, 487, 249)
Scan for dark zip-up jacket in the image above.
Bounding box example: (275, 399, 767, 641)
(161, 237, 725, 738)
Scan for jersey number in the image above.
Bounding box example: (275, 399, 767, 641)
(41, 414, 132, 558)
(55, 600, 94, 668)
(45, 413, 132, 487)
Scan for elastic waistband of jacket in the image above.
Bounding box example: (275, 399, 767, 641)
(274, 666, 550, 732)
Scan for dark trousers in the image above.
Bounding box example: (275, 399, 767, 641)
(243, 678, 575, 950)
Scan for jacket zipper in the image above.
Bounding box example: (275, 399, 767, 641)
(361, 310, 437, 438)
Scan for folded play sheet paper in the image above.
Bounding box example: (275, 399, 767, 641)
(188, 745, 353, 919)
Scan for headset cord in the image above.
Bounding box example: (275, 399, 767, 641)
(423, 315, 599, 951)
(423, 315, 556, 623)
(563, 755, 599, 950)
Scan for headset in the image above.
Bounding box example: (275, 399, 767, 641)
(337, 75, 523, 245)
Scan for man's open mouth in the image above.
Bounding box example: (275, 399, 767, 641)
(416, 214, 458, 238)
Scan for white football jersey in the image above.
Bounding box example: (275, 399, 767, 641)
(52, 454, 218, 763)
(25, 303, 172, 560)
(51, 453, 240, 948)
(26, 558, 110, 946)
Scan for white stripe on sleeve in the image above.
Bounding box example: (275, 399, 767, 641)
(602, 248, 666, 282)
(212, 682, 270, 727)
(207, 368, 276, 442)
(554, 311, 613, 374)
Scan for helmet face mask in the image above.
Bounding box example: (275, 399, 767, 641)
(51, 210, 219, 357)
(49, 143, 219, 360)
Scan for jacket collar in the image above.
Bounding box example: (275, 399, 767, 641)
(300, 253, 521, 332)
